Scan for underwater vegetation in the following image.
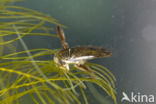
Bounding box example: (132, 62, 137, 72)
(0, 0, 117, 104)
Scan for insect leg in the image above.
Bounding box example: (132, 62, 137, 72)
(75, 64, 95, 78)
(56, 26, 69, 49)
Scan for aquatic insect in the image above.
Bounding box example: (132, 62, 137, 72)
(54, 26, 112, 78)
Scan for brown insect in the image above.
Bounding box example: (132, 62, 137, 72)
(54, 26, 112, 78)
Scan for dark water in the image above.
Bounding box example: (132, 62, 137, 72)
(15, 0, 156, 104)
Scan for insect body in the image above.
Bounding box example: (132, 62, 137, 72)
(54, 26, 112, 78)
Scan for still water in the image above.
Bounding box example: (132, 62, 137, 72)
(14, 0, 156, 104)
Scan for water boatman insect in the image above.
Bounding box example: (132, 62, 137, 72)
(54, 26, 112, 78)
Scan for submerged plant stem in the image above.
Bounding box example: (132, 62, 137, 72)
(13, 25, 61, 90)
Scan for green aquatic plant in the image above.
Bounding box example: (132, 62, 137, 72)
(0, 0, 117, 104)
